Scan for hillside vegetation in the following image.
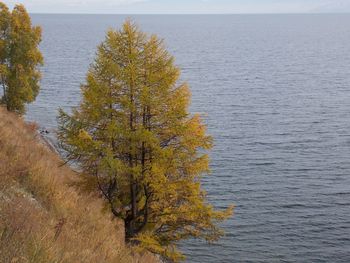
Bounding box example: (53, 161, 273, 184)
(0, 107, 159, 263)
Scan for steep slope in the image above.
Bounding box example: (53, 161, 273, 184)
(0, 107, 158, 263)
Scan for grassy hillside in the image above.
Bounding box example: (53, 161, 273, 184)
(0, 107, 159, 263)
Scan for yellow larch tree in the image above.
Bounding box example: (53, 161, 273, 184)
(0, 2, 43, 114)
(58, 20, 232, 262)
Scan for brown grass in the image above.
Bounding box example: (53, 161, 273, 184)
(0, 107, 159, 263)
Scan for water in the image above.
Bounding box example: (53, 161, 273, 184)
(26, 14, 350, 262)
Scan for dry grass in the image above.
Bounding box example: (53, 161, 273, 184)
(0, 107, 159, 263)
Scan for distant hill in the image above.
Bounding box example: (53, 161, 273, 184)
(310, 0, 350, 13)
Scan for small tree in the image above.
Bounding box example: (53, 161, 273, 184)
(0, 2, 43, 114)
(58, 20, 232, 261)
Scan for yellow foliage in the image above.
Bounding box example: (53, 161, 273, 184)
(78, 129, 93, 141)
(58, 20, 233, 262)
(0, 2, 43, 114)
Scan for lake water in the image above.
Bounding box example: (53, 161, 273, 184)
(26, 14, 350, 262)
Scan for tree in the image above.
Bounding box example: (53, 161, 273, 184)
(58, 20, 232, 261)
(0, 2, 43, 115)
(0, 2, 10, 103)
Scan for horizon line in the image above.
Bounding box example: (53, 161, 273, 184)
(29, 12, 350, 15)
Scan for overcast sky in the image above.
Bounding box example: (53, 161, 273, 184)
(3, 0, 350, 14)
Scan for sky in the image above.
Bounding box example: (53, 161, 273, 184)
(3, 0, 350, 14)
